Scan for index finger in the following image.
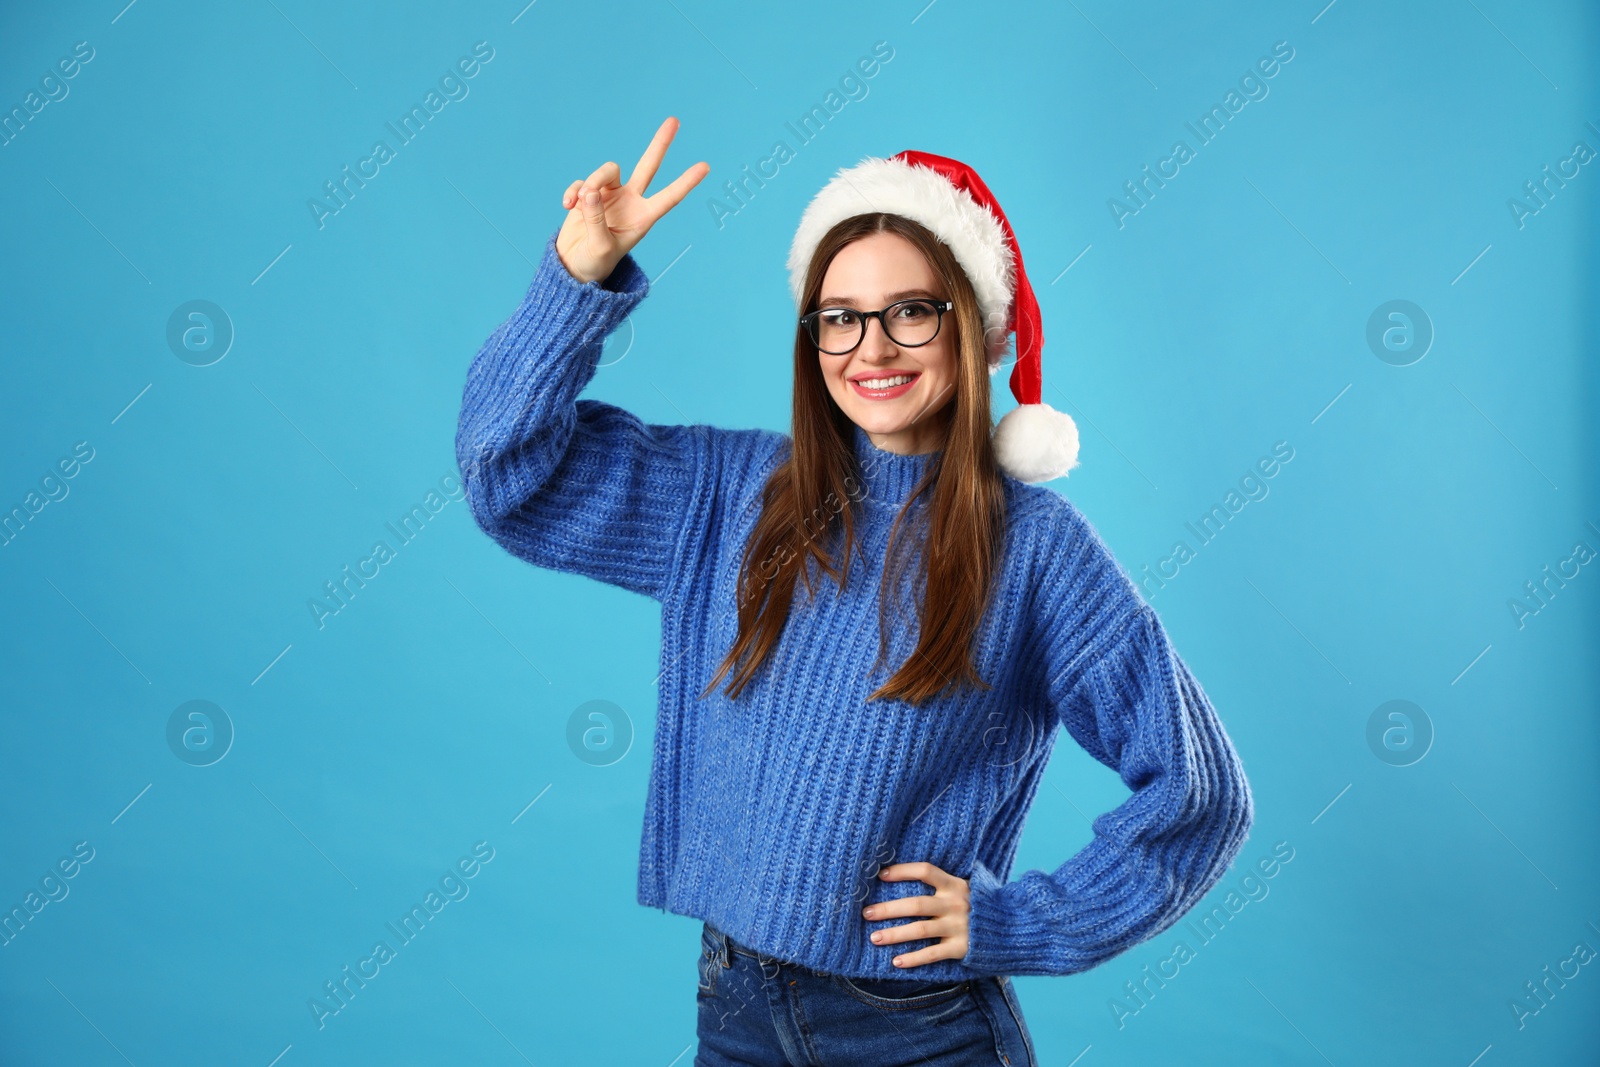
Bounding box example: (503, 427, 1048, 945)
(625, 115, 680, 196)
(878, 861, 953, 887)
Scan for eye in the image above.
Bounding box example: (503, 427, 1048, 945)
(820, 309, 858, 326)
(893, 301, 932, 321)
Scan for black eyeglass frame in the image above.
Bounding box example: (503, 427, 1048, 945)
(798, 298, 955, 355)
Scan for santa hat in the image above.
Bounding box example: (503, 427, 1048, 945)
(787, 150, 1080, 483)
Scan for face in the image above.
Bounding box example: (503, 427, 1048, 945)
(813, 231, 957, 456)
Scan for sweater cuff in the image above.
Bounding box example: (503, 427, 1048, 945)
(523, 227, 649, 314)
(509, 228, 649, 351)
(962, 860, 1037, 977)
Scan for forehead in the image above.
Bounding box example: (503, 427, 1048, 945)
(819, 231, 941, 304)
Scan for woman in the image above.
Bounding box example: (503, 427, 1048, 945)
(455, 116, 1254, 1066)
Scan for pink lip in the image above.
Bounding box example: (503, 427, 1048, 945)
(849, 371, 920, 400)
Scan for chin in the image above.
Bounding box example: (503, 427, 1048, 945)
(837, 403, 889, 429)
(853, 414, 915, 438)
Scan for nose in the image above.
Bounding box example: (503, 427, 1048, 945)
(859, 312, 898, 358)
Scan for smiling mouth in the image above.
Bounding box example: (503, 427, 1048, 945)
(849, 372, 920, 399)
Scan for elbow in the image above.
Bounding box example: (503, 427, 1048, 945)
(1210, 759, 1255, 872)
(454, 423, 493, 491)
(1228, 783, 1254, 865)
(1202, 705, 1255, 861)
(462, 479, 519, 541)
(1229, 745, 1255, 837)
(1163, 774, 1253, 924)
(454, 439, 495, 525)
(463, 495, 505, 540)
(453, 428, 543, 533)
(454, 443, 519, 537)
(1179, 751, 1255, 884)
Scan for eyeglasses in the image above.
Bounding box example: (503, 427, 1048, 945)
(799, 298, 954, 355)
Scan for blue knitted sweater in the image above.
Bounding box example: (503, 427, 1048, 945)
(454, 227, 1254, 981)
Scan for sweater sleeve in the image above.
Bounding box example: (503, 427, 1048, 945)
(960, 589, 1255, 977)
(453, 228, 705, 602)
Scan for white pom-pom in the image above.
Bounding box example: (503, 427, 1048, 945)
(993, 402, 1080, 483)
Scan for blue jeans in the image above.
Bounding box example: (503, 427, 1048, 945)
(694, 921, 1038, 1067)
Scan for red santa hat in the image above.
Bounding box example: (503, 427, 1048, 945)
(787, 150, 1080, 483)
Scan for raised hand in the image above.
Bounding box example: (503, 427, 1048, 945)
(556, 115, 710, 285)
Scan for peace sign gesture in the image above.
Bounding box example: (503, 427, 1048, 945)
(555, 115, 710, 286)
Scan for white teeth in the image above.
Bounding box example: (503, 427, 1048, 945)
(856, 374, 915, 390)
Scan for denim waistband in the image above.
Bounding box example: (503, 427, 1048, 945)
(708, 921, 948, 984)
(713, 923, 764, 961)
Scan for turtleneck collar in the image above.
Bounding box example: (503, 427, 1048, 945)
(850, 422, 939, 508)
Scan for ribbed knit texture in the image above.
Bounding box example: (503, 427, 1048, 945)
(454, 228, 1255, 981)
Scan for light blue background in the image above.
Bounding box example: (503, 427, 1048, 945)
(2, 1, 1596, 1064)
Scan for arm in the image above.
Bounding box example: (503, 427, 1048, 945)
(961, 533, 1255, 977)
(454, 227, 706, 602)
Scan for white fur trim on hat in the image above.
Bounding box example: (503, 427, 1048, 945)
(993, 402, 1080, 483)
(788, 156, 1016, 367)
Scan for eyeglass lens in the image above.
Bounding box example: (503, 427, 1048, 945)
(812, 301, 941, 353)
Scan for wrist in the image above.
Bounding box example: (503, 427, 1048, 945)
(541, 229, 648, 300)
(554, 243, 620, 288)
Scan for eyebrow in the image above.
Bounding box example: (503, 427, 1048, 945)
(818, 287, 942, 306)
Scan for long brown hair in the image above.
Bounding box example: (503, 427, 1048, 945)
(700, 212, 1010, 706)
